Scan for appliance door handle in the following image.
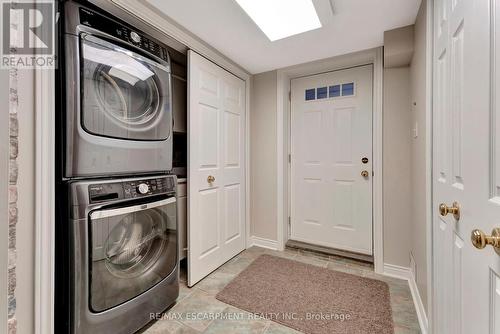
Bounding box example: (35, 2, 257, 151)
(90, 197, 176, 220)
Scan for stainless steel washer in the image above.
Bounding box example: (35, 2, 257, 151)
(68, 174, 178, 334)
(63, 2, 173, 178)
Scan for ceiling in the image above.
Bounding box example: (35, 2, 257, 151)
(146, 0, 422, 74)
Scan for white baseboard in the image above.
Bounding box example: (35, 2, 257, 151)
(249, 236, 278, 250)
(383, 264, 428, 334)
(383, 263, 413, 280)
(408, 272, 429, 334)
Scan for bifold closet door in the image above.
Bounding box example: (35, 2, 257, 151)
(187, 50, 246, 286)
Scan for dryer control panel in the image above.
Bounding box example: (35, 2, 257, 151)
(88, 176, 176, 203)
(79, 7, 169, 62)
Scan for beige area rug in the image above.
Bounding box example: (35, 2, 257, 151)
(216, 255, 394, 334)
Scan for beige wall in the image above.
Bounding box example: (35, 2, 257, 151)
(410, 0, 429, 312)
(382, 0, 429, 312)
(250, 71, 278, 241)
(382, 67, 412, 267)
(384, 25, 414, 68)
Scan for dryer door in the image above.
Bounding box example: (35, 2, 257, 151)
(81, 34, 172, 141)
(88, 197, 177, 312)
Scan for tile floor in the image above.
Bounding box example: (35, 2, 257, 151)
(141, 246, 421, 334)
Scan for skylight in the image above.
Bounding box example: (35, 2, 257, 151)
(235, 0, 322, 41)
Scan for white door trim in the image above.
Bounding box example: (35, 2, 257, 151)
(373, 48, 384, 274)
(34, 68, 55, 334)
(34, 1, 56, 333)
(276, 47, 384, 273)
(425, 0, 434, 332)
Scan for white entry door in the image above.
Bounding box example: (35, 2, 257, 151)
(290, 65, 373, 255)
(432, 0, 500, 333)
(187, 51, 246, 286)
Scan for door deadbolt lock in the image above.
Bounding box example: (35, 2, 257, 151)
(362, 157, 369, 164)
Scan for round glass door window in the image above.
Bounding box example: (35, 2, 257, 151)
(94, 63, 160, 126)
(89, 201, 177, 312)
(104, 209, 167, 279)
(81, 35, 171, 141)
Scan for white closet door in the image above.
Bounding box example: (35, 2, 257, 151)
(187, 51, 246, 286)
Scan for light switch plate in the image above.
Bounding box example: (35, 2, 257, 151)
(413, 122, 418, 138)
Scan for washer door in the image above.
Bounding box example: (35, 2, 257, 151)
(89, 197, 177, 312)
(81, 34, 172, 141)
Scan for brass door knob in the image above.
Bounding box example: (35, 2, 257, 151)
(361, 170, 369, 177)
(471, 228, 500, 255)
(439, 202, 460, 220)
(207, 175, 215, 183)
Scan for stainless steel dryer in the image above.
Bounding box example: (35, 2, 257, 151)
(68, 174, 179, 334)
(63, 2, 173, 178)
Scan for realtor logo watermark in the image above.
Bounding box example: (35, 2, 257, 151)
(1, 0, 56, 69)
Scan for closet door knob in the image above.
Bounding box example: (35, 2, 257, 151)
(207, 175, 215, 183)
(439, 202, 460, 220)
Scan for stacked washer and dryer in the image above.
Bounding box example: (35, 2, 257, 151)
(56, 2, 179, 333)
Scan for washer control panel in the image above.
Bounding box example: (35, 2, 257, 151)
(89, 176, 176, 203)
(122, 178, 174, 198)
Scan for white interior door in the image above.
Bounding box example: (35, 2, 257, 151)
(290, 65, 373, 255)
(432, 0, 500, 333)
(187, 51, 246, 286)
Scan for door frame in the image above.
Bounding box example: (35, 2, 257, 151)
(276, 47, 385, 273)
(426, 0, 434, 332)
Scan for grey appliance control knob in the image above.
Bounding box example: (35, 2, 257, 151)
(130, 31, 141, 43)
(137, 183, 149, 195)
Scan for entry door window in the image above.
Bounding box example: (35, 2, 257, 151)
(89, 198, 177, 312)
(81, 34, 172, 141)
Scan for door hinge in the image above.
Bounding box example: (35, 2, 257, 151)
(288, 216, 291, 226)
(288, 91, 291, 101)
(288, 154, 291, 164)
